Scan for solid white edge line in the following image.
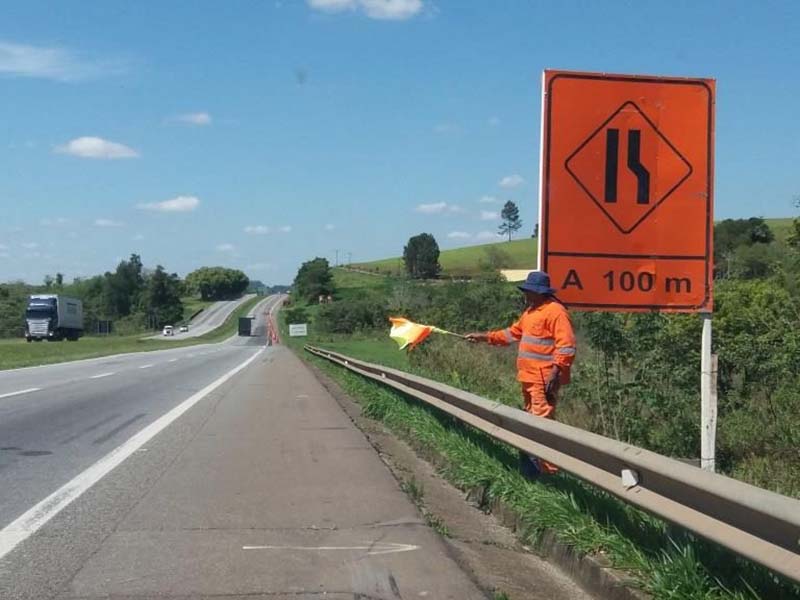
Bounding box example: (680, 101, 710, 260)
(138, 364, 154, 370)
(0, 347, 264, 561)
(0, 387, 42, 400)
(89, 372, 114, 379)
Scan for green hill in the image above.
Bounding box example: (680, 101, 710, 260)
(350, 237, 537, 278)
(348, 218, 795, 280)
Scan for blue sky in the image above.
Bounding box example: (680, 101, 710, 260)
(1, 0, 798, 285)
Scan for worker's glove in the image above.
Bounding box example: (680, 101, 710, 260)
(465, 333, 487, 344)
(545, 367, 561, 401)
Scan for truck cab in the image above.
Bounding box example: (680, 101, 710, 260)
(25, 295, 83, 342)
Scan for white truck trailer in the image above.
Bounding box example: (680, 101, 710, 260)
(25, 295, 84, 342)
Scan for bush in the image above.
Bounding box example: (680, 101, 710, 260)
(284, 306, 309, 324)
(316, 296, 388, 334)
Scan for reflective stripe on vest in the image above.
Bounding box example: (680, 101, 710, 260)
(557, 347, 576, 355)
(518, 350, 554, 362)
(503, 328, 514, 343)
(521, 335, 554, 346)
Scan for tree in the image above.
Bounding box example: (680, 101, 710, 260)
(498, 201, 522, 241)
(143, 266, 184, 328)
(43, 275, 54, 289)
(55, 273, 64, 288)
(532, 223, 539, 238)
(715, 218, 776, 278)
(185, 267, 250, 300)
(293, 257, 334, 303)
(403, 233, 441, 279)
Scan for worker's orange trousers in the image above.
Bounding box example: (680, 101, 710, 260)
(521, 375, 559, 475)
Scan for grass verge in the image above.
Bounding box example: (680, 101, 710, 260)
(280, 322, 799, 600)
(0, 295, 265, 370)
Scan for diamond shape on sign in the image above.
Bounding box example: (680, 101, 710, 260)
(565, 101, 693, 234)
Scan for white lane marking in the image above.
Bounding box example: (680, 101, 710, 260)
(0, 387, 42, 400)
(0, 347, 263, 561)
(242, 542, 419, 556)
(89, 372, 114, 380)
(138, 364, 154, 370)
(168, 358, 178, 363)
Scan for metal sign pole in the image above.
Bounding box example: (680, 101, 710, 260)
(700, 313, 717, 471)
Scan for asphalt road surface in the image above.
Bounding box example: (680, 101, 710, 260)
(0, 293, 587, 599)
(150, 293, 256, 340)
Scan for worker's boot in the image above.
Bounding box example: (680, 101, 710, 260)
(518, 450, 540, 480)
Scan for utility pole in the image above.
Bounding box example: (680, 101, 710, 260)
(346, 252, 352, 265)
(334, 249, 339, 267)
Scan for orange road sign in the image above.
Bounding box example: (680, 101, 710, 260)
(539, 70, 715, 312)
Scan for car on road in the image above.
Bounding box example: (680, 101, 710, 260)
(179, 325, 189, 333)
(162, 325, 174, 336)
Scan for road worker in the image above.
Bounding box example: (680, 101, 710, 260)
(466, 270, 576, 478)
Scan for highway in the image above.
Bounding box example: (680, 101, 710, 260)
(0, 295, 277, 531)
(148, 293, 256, 340)
(0, 293, 587, 599)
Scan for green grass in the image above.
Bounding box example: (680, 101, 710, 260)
(181, 297, 214, 322)
(332, 268, 392, 290)
(351, 238, 537, 277)
(764, 217, 794, 241)
(294, 346, 799, 600)
(0, 295, 263, 370)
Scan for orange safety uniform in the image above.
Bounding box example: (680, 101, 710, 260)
(487, 298, 576, 474)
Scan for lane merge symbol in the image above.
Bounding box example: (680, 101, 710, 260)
(565, 101, 693, 234)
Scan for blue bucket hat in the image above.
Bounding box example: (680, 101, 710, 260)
(517, 271, 556, 295)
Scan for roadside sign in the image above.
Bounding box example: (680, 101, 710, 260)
(539, 70, 715, 311)
(289, 323, 308, 337)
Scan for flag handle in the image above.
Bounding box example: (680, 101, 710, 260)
(434, 328, 467, 339)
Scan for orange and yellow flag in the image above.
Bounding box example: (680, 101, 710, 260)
(389, 317, 459, 350)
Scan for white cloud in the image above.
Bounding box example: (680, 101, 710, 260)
(171, 112, 212, 126)
(40, 217, 72, 227)
(308, 0, 423, 20)
(21, 242, 39, 249)
(324, 223, 336, 231)
(133, 233, 145, 241)
(415, 202, 461, 214)
(479, 195, 498, 204)
(279, 225, 292, 233)
(499, 174, 525, 189)
(480, 210, 499, 221)
(94, 218, 124, 228)
(0, 41, 124, 82)
(137, 195, 199, 213)
(447, 231, 470, 239)
(55, 136, 139, 159)
(476, 230, 501, 241)
(244, 225, 271, 235)
(216, 243, 235, 253)
(361, 0, 423, 19)
(488, 116, 501, 127)
(0, 243, 7, 250)
(0, 252, 8, 259)
(309, 0, 355, 11)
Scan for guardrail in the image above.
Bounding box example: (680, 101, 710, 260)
(305, 345, 800, 583)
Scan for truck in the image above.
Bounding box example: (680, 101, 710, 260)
(238, 316, 253, 337)
(25, 295, 84, 342)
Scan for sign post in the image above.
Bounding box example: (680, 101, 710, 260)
(538, 70, 716, 468)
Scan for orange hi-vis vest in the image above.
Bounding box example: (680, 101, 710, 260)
(487, 299, 577, 383)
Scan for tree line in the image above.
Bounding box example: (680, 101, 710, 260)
(0, 257, 250, 337)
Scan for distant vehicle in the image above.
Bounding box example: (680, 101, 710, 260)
(162, 325, 174, 336)
(25, 295, 83, 342)
(238, 316, 253, 337)
(179, 325, 189, 333)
